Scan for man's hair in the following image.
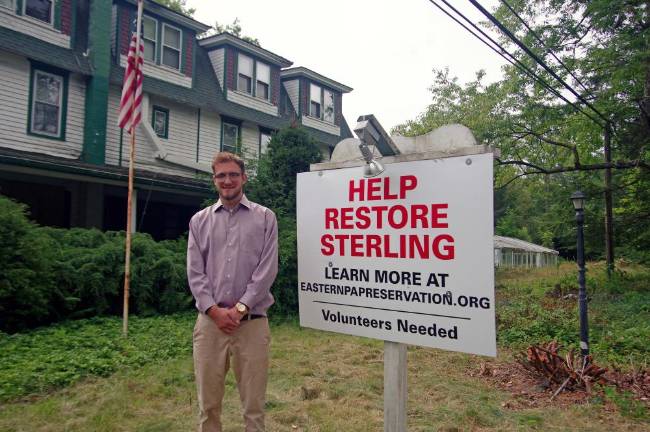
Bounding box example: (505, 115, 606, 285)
(212, 152, 245, 174)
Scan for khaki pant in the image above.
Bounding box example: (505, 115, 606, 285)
(193, 313, 271, 432)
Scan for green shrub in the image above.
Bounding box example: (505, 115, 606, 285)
(0, 197, 59, 331)
(0, 195, 192, 333)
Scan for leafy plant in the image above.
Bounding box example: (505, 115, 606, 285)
(0, 195, 192, 332)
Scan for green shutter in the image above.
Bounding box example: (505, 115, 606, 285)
(156, 20, 162, 65)
(180, 30, 186, 74)
(54, 0, 61, 30)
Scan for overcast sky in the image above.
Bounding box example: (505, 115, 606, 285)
(187, 0, 506, 133)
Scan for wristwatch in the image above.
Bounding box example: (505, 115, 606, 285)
(235, 302, 248, 315)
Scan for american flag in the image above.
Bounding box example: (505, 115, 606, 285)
(118, 33, 144, 133)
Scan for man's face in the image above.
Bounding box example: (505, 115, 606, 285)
(213, 161, 247, 203)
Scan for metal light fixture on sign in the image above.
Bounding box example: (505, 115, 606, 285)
(354, 120, 385, 177)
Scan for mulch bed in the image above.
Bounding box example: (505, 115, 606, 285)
(469, 359, 650, 411)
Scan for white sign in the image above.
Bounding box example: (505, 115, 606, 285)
(297, 153, 496, 356)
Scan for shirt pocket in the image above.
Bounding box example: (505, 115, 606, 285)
(241, 224, 265, 258)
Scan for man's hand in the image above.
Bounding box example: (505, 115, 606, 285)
(207, 306, 240, 334)
(226, 306, 244, 325)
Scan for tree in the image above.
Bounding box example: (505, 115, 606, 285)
(246, 127, 323, 315)
(152, 0, 195, 17)
(205, 18, 261, 46)
(246, 127, 323, 218)
(393, 1, 650, 261)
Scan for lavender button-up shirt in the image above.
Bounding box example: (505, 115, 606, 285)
(187, 195, 278, 316)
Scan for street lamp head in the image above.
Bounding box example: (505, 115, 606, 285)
(571, 191, 586, 211)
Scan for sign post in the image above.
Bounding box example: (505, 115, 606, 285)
(297, 148, 496, 430)
(384, 341, 407, 431)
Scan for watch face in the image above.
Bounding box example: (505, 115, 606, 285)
(237, 303, 246, 313)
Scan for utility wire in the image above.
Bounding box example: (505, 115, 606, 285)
(499, 0, 591, 94)
(468, 0, 608, 127)
(432, 0, 569, 103)
(428, 0, 604, 126)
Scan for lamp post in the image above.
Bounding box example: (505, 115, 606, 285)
(571, 191, 589, 360)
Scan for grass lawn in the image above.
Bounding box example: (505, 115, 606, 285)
(0, 262, 647, 431)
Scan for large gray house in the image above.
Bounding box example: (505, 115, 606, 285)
(0, 0, 353, 239)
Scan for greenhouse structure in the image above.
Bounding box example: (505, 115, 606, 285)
(494, 235, 559, 268)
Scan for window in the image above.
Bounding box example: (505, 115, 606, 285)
(222, 122, 239, 153)
(259, 130, 272, 156)
(309, 84, 336, 124)
(25, 0, 53, 24)
(256, 63, 270, 101)
(323, 89, 334, 123)
(152, 106, 169, 138)
(29, 67, 67, 139)
(237, 54, 271, 100)
(310, 84, 321, 119)
(237, 54, 253, 94)
(142, 16, 157, 63)
(162, 24, 181, 70)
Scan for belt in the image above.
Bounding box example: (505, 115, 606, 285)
(241, 314, 264, 321)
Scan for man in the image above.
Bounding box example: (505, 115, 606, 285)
(187, 151, 278, 432)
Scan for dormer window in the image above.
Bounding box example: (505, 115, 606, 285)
(25, 0, 53, 24)
(162, 24, 181, 70)
(238, 54, 253, 94)
(256, 62, 270, 101)
(310, 84, 335, 123)
(310, 84, 321, 119)
(142, 16, 157, 62)
(237, 54, 271, 101)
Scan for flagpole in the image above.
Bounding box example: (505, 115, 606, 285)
(123, 0, 144, 337)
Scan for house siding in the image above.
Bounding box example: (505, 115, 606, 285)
(198, 110, 220, 165)
(334, 92, 342, 126)
(105, 86, 197, 178)
(207, 48, 225, 90)
(227, 91, 278, 116)
(0, 52, 84, 158)
(118, 6, 131, 56)
(0, 7, 70, 48)
(184, 31, 194, 78)
(120, 54, 192, 88)
(110, 5, 117, 56)
(225, 47, 236, 91)
(271, 66, 280, 106)
(283, 79, 299, 114)
(60, 0, 72, 36)
(302, 115, 340, 136)
(241, 122, 259, 160)
(300, 79, 309, 116)
(149, 95, 198, 162)
(105, 85, 124, 166)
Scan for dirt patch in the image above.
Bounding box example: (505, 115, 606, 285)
(469, 360, 649, 411)
(469, 360, 591, 409)
(606, 368, 650, 402)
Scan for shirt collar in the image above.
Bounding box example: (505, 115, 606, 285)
(213, 194, 251, 212)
